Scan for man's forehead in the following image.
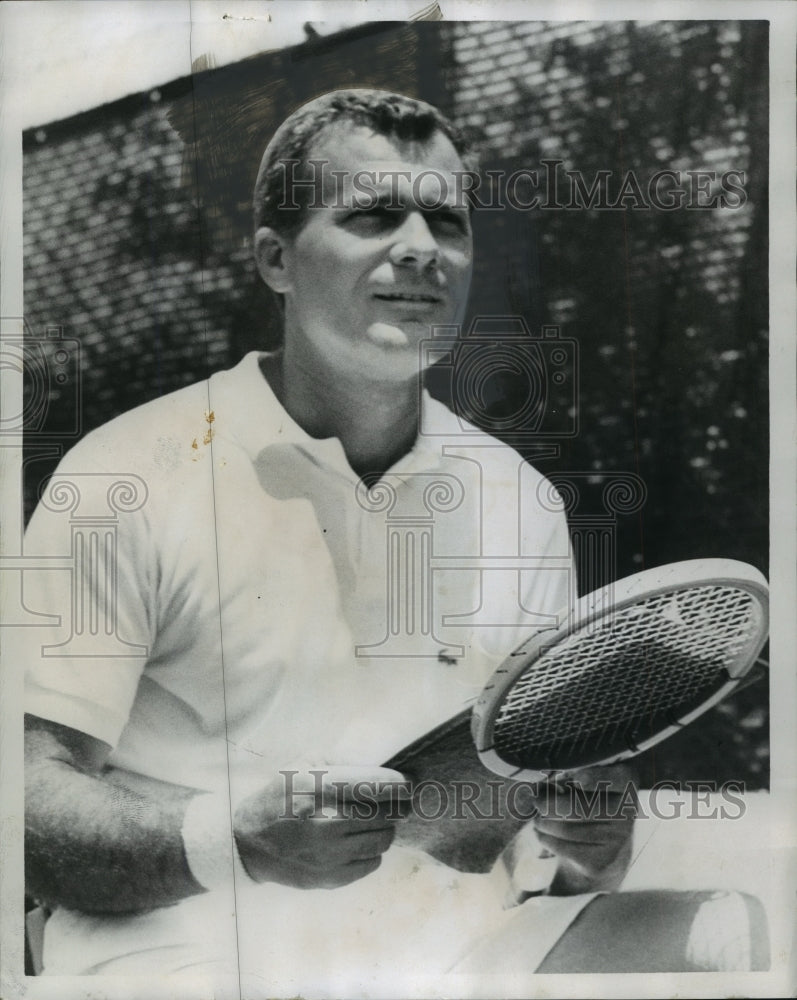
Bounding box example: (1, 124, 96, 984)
(307, 122, 465, 179)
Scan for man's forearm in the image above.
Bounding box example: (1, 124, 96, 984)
(26, 734, 207, 913)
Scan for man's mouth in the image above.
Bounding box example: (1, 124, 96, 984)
(373, 291, 442, 304)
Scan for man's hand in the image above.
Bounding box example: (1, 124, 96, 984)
(531, 764, 637, 895)
(234, 766, 410, 890)
(26, 715, 411, 911)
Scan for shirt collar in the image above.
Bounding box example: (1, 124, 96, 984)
(209, 351, 452, 481)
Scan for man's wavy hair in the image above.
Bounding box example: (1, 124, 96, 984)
(252, 89, 479, 239)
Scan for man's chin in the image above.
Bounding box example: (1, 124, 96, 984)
(366, 321, 418, 348)
(355, 323, 429, 381)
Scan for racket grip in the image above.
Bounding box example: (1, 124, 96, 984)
(511, 843, 559, 895)
(494, 827, 559, 905)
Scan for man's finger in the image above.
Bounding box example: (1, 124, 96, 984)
(307, 856, 383, 890)
(298, 824, 395, 863)
(342, 857, 383, 879)
(341, 827, 396, 860)
(320, 766, 410, 803)
(534, 816, 633, 844)
(560, 763, 638, 793)
(531, 778, 639, 820)
(280, 766, 408, 800)
(272, 765, 410, 820)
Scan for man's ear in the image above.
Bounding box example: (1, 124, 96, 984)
(254, 226, 292, 293)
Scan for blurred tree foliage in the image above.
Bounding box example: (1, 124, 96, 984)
(452, 21, 767, 576)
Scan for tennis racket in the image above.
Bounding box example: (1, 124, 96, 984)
(470, 557, 768, 782)
(385, 559, 768, 870)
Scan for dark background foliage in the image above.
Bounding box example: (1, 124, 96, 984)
(22, 20, 769, 788)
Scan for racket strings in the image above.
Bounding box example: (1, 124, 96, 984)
(492, 584, 764, 769)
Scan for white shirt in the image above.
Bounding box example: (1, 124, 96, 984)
(22, 351, 580, 982)
(24, 351, 573, 791)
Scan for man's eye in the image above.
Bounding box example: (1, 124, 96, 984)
(425, 211, 470, 238)
(347, 205, 396, 221)
(432, 211, 468, 231)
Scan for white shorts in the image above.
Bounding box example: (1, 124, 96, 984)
(42, 846, 596, 996)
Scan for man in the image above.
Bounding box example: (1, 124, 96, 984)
(23, 90, 766, 989)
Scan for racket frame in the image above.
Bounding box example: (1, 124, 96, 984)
(471, 559, 769, 781)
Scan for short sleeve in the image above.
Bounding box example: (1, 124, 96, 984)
(19, 442, 154, 748)
(519, 464, 576, 627)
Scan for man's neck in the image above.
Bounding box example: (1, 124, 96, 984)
(259, 350, 421, 480)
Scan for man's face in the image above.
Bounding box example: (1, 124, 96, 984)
(268, 122, 473, 382)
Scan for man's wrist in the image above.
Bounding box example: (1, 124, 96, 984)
(181, 791, 256, 891)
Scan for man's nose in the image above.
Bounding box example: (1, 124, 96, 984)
(388, 212, 439, 270)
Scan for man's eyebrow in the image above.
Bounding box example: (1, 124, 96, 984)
(350, 186, 471, 212)
(344, 190, 396, 211)
(369, 190, 401, 205)
(426, 199, 471, 212)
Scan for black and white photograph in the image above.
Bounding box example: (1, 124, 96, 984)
(1, 2, 795, 998)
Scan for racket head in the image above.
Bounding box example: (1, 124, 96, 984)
(471, 559, 769, 782)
